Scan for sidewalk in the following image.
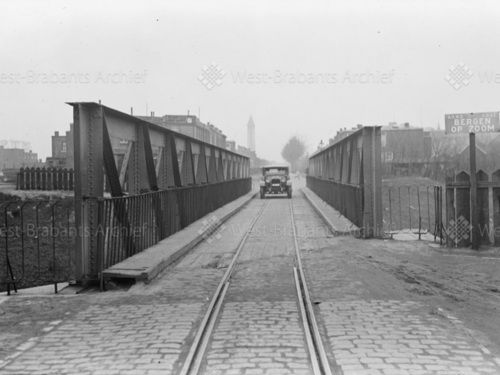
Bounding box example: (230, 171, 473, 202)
(301, 186, 360, 237)
(103, 188, 258, 282)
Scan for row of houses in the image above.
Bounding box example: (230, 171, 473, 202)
(136, 113, 227, 149)
(45, 112, 252, 171)
(1, 110, 261, 184)
(330, 122, 500, 179)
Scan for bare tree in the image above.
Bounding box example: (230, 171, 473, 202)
(281, 136, 306, 172)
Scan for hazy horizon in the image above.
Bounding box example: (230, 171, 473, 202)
(2, 0, 500, 162)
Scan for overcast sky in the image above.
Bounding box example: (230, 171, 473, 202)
(1, 0, 500, 162)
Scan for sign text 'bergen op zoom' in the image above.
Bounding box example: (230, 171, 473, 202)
(445, 112, 500, 134)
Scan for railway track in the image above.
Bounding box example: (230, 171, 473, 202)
(179, 196, 334, 375)
(290, 199, 333, 375)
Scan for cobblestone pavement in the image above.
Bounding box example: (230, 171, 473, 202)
(0, 201, 265, 374)
(202, 302, 310, 375)
(321, 300, 500, 375)
(292, 191, 500, 375)
(2, 189, 500, 375)
(1, 303, 202, 375)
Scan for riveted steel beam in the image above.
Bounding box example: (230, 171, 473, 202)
(70, 102, 250, 283)
(308, 126, 382, 238)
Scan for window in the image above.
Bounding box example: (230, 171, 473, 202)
(382, 151, 393, 162)
(61, 141, 67, 152)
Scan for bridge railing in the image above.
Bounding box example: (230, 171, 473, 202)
(71, 102, 250, 284)
(87, 178, 251, 272)
(307, 126, 383, 237)
(306, 177, 364, 228)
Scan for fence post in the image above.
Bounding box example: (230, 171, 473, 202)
(52, 167, 57, 190)
(25, 167, 31, 189)
(57, 168, 63, 190)
(476, 170, 489, 245)
(69, 168, 74, 190)
(41, 167, 47, 190)
(19, 167, 25, 190)
(445, 173, 455, 247)
(63, 168, 68, 190)
(492, 170, 500, 246)
(35, 167, 41, 190)
(470, 133, 478, 250)
(456, 171, 471, 247)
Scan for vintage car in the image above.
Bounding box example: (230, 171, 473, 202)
(259, 164, 292, 199)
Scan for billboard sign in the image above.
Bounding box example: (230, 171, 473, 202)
(445, 112, 500, 134)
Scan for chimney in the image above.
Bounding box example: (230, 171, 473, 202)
(187, 110, 190, 116)
(357, 124, 362, 129)
(404, 122, 410, 128)
(151, 111, 154, 118)
(131, 107, 133, 115)
(55, 131, 59, 137)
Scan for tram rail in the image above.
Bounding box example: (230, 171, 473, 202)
(180, 195, 335, 375)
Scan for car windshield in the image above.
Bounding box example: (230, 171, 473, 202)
(264, 168, 288, 175)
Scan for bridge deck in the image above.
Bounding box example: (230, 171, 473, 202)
(102, 188, 258, 282)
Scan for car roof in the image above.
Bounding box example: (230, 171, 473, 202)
(262, 164, 289, 169)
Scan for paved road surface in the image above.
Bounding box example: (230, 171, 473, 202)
(1, 187, 500, 375)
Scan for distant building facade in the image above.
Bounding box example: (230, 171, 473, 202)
(247, 116, 256, 152)
(381, 123, 432, 175)
(46, 124, 74, 168)
(332, 122, 432, 177)
(136, 113, 227, 149)
(0, 147, 41, 169)
(236, 145, 257, 170)
(225, 140, 236, 151)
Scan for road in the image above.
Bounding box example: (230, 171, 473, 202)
(1, 184, 500, 375)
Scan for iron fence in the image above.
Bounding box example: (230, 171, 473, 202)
(87, 178, 252, 272)
(0, 199, 75, 295)
(383, 184, 443, 241)
(18, 167, 74, 191)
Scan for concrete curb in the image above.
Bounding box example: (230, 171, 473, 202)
(301, 187, 360, 237)
(102, 189, 258, 283)
(0, 283, 70, 297)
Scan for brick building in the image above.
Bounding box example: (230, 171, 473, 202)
(46, 124, 74, 168)
(0, 147, 41, 169)
(0, 146, 43, 181)
(381, 123, 432, 175)
(331, 122, 433, 176)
